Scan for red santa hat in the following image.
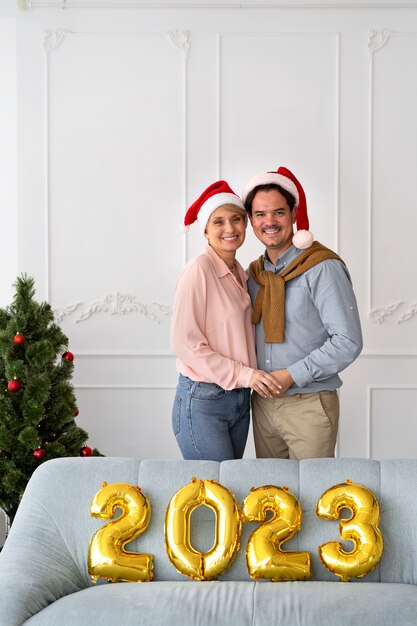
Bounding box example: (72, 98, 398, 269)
(242, 166, 314, 249)
(182, 180, 245, 233)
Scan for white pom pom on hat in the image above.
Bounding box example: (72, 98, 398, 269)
(242, 165, 314, 249)
(182, 180, 245, 234)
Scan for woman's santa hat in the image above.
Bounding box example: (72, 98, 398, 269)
(242, 166, 314, 249)
(182, 180, 245, 233)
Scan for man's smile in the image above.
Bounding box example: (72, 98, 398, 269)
(263, 227, 281, 234)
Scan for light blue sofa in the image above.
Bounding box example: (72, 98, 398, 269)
(1, 457, 417, 625)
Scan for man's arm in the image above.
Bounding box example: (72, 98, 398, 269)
(286, 259, 363, 388)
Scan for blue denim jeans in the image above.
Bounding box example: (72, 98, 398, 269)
(172, 374, 250, 461)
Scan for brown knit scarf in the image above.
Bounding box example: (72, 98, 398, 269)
(249, 241, 343, 343)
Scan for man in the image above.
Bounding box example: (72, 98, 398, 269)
(242, 165, 363, 460)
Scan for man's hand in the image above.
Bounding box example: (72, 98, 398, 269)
(270, 369, 294, 395)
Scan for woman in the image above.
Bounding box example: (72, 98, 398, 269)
(170, 180, 281, 461)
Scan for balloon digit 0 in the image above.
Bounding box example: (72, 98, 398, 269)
(241, 485, 311, 582)
(164, 478, 241, 580)
(88, 482, 154, 583)
(316, 481, 384, 582)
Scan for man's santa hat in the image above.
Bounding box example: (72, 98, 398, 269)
(242, 166, 314, 249)
(182, 180, 245, 233)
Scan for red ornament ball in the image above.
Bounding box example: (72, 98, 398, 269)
(13, 333, 26, 345)
(63, 351, 74, 362)
(80, 446, 93, 457)
(33, 448, 45, 461)
(8, 379, 22, 393)
(74, 407, 79, 417)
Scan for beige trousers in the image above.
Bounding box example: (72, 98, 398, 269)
(252, 391, 339, 460)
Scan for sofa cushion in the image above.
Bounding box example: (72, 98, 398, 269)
(24, 580, 417, 626)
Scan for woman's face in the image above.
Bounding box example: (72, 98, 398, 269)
(204, 205, 247, 257)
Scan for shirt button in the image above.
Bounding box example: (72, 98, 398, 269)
(266, 360, 271, 364)
(349, 306, 354, 310)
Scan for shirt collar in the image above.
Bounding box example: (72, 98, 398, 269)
(202, 244, 229, 277)
(263, 244, 300, 272)
(202, 244, 247, 281)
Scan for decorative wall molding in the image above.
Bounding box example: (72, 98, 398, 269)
(73, 350, 174, 356)
(53, 301, 82, 322)
(360, 350, 417, 357)
(368, 29, 392, 55)
(73, 348, 417, 358)
(18, 1, 417, 10)
(166, 29, 191, 59)
(54, 293, 171, 323)
(369, 301, 417, 324)
(397, 303, 417, 323)
(43, 29, 68, 52)
(74, 383, 175, 389)
(368, 301, 403, 324)
(42, 28, 190, 57)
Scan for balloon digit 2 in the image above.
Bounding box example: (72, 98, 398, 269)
(241, 485, 311, 582)
(88, 482, 154, 583)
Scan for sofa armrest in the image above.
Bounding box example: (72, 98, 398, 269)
(0, 469, 88, 625)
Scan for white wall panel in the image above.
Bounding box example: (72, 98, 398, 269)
(370, 387, 417, 458)
(45, 29, 186, 351)
(338, 355, 417, 458)
(219, 31, 340, 268)
(367, 30, 417, 349)
(75, 387, 178, 458)
(73, 353, 175, 384)
(0, 17, 18, 306)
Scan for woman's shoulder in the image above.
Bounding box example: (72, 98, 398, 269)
(177, 249, 214, 281)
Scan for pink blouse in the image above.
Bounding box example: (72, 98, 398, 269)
(170, 245, 256, 390)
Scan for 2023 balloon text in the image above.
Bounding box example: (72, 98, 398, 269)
(88, 477, 383, 584)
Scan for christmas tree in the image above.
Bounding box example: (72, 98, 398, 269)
(0, 274, 101, 524)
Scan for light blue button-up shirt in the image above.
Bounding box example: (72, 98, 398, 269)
(247, 245, 363, 394)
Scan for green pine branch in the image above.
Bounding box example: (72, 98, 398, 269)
(0, 274, 103, 525)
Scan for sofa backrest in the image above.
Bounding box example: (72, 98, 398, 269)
(1, 456, 417, 614)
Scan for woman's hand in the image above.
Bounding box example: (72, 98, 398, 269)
(249, 369, 283, 398)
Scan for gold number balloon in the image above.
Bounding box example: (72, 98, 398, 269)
(164, 477, 241, 580)
(316, 480, 384, 582)
(241, 485, 311, 582)
(88, 481, 154, 583)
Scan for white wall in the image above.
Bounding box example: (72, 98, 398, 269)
(0, 14, 18, 306)
(1, 1, 417, 467)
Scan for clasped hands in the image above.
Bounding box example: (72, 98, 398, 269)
(249, 368, 294, 398)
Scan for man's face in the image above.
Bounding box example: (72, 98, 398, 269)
(249, 189, 296, 263)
